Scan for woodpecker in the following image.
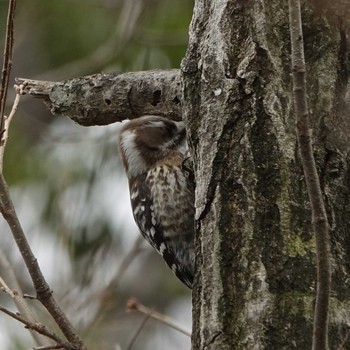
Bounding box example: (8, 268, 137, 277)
(118, 115, 195, 288)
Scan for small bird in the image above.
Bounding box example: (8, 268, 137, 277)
(118, 115, 195, 288)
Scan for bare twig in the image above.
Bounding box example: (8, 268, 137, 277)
(0, 2, 78, 347)
(127, 298, 191, 337)
(0, 0, 16, 136)
(0, 70, 84, 349)
(0, 261, 49, 347)
(126, 314, 151, 350)
(0, 173, 86, 349)
(0, 83, 26, 171)
(288, 1, 331, 349)
(0, 304, 70, 349)
(33, 345, 65, 350)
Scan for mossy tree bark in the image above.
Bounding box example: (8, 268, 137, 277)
(181, 1, 350, 349)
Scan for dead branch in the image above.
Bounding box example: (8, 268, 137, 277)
(288, 1, 331, 349)
(0, 0, 16, 136)
(127, 298, 191, 337)
(0, 83, 26, 171)
(0, 173, 86, 349)
(0, 304, 72, 349)
(126, 314, 151, 350)
(16, 69, 182, 126)
(0, 260, 49, 347)
(0, 2, 82, 347)
(33, 345, 66, 350)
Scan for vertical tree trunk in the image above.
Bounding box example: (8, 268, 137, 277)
(181, 1, 350, 349)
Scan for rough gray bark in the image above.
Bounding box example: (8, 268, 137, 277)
(17, 69, 182, 126)
(181, 1, 350, 350)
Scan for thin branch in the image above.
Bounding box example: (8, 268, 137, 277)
(0, 174, 86, 349)
(0, 73, 84, 348)
(0, 2, 68, 348)
(33, 345, 65, 350)
(126, 314, 151, 350)
(0, 0, 16, 136)
(127, 298, 191, 337)
(288, 1, 331, 350)
(0, 83, 26, 171)
(0, 304, 70, 349)
(0, 262, 49, 347)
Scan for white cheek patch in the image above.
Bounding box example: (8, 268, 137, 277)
(120, 130, 147, 177)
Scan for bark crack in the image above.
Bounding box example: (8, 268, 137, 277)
(203, 331, 223, 349)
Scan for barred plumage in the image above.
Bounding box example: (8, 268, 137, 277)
(118, 116, 195, 288)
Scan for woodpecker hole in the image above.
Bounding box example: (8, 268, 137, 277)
(151, 90, 162, 106)
(173, 96, 180, 104)
(105, 98, 111, 105)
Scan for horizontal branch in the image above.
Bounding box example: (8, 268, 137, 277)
(16, 69, 182, 126)
(127, 298, 191, 337)
(0, 304, 71, 349)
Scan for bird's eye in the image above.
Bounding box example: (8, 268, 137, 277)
(164, 122, 176, 135)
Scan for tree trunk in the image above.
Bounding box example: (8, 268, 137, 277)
(181, 1, 350, 349)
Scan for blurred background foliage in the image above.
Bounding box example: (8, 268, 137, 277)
(0, 0, 193, 349)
